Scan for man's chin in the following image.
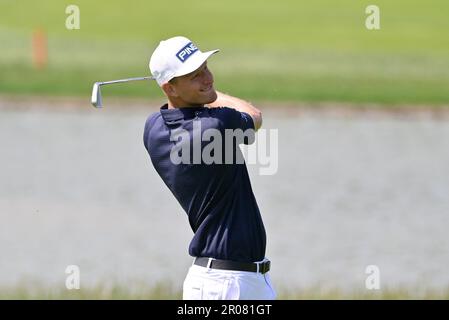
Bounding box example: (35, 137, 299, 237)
(204, 90, 217, 105)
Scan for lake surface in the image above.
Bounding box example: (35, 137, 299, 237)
(1, 99, 448, 293)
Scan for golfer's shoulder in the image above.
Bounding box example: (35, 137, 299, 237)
(143, 112, 162, 142)
(144, 112, 162, 130)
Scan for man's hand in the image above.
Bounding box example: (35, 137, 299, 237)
(208, 91, 263, 131)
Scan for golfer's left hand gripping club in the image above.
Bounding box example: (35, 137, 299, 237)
(91, 76, 155, 108)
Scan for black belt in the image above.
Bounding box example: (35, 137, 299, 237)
(193, 257, 271, 274)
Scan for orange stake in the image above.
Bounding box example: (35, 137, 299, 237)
(32, 28, 48, 69)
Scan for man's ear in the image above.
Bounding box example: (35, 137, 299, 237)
(161, 82, 178, 98)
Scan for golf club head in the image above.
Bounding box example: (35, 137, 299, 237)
(91, 82, 102, 108)
(91, 76, 154, 108)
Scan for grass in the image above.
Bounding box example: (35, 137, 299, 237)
(1, 0, 449, 105)
(1, 284, 448, 300)
(0, 282, 180, 300)
(279, 286, 449, 300)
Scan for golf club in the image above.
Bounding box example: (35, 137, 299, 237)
(91, 76, 155, 108)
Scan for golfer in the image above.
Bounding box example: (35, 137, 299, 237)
(143, 36, 275, 300)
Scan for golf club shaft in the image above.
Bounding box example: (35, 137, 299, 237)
(100, 76, 154, 85)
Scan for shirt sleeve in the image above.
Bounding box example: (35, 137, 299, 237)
(219, 107, 255, 131)
(217, 107, 255, 145)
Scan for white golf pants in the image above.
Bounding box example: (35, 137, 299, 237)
(182, 260, 276, 300)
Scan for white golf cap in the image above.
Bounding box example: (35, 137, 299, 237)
(149, 36, 219, 86)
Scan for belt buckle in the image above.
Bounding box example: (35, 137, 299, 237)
(260, 260, 270, 274)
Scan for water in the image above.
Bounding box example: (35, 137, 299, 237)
(1, 99, 449, 292)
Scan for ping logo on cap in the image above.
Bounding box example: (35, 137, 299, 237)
(176, 42, 198, 62)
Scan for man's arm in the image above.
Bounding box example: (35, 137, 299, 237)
(207, 91, 262, 131)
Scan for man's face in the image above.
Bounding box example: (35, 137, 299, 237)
(165, 61, 217, 106)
